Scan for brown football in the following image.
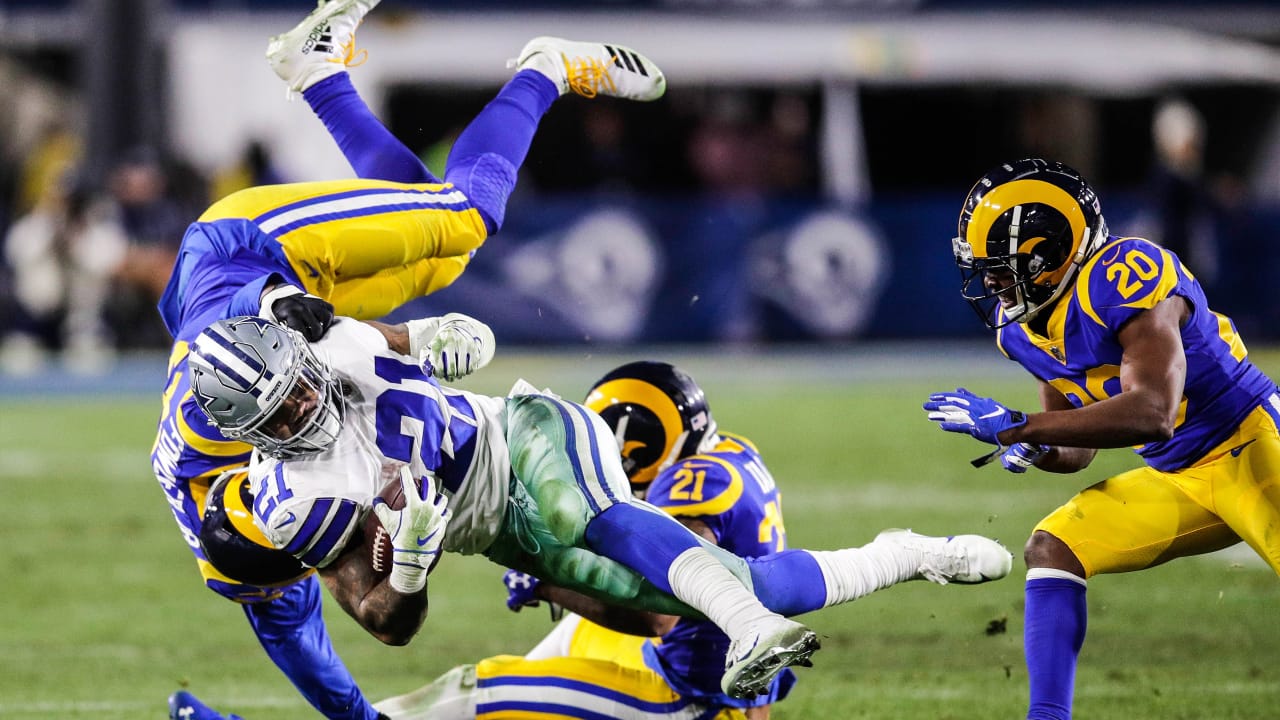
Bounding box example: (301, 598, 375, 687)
(364, 476, 407, 580)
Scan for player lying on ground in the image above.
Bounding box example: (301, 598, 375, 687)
(186, 312, 1014, 703)
(923, 158, 1280, 720)
(161, 0, 670, 717)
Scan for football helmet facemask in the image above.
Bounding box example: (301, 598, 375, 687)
(954, 158, 1108, 328)
(584, 361, 718, 489)
(189, 316, 343, 460)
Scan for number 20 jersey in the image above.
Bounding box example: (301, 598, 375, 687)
(995, 236, 1277, 471)
(248, 320, 511, 568)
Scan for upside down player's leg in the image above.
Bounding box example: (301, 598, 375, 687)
(300, 59, 558, 235)
(303, 73, 439, 185)
(266, 72, 559, 317)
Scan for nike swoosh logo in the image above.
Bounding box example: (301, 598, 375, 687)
(277, 511, 297, 527)
(302, 261, 321, 279)
(1229, 439, 1256, 457)
(416, 534, 436, 547)
(978, 408, 1006, 420)
(1099, 246, 1123, 266)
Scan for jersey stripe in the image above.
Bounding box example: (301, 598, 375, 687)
(284, 496, 334, 555)
(477, 674, 701, 718)
(300, 499, 359, 567)
(256, 188, 469, 238)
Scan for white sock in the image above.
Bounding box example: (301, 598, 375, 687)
(667, 547, 779, 640)
(807, 539, 923, 607)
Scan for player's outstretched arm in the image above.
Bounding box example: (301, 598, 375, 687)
(367, 313, 496, 382)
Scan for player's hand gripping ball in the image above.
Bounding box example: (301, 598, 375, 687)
(364, 471, 447, 582)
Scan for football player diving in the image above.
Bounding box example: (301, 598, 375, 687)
(923, 158, 1280, 720)
(368, 361, 1019, 720)
(181, 314, 1014, 715)
(157, 1, 670, 719)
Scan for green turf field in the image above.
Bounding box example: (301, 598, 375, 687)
(2, 347, 1278, 718)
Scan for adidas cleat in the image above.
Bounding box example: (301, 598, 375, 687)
(510, 36, 666, 101)
(721, 617, 820, 699)
(876, 528, 1013, 585)
(266, 0, 378, 96)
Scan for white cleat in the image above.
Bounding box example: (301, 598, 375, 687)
(721, 617, 820, 700)
(877, 528, 1013, 585)
(509, 36, 666, 101)
(266, 0, 379, 96)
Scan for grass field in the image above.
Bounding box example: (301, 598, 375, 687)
(2, 345, 1279, 719)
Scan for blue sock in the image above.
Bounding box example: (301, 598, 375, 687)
(243, 576, 380, 720)
(443, 70, 559, 233)
(743, 550, 829, 616)
(584, 502, 702, 594)
(1024, 573, 1087, 720)
(302, 73, 437, 184)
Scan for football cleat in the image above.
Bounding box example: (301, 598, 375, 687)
(266, 0, 378, 96)
(721, 617, 820, 699)
(509, 36, 666, 101)
(168, 690, 244, 720)
(876, 528, 1013, 585)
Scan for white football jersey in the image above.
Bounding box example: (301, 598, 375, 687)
(251, 319, 511, 568)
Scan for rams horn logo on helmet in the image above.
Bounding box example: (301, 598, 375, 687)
(953, 158, 1108, 329)
(585, 361, 718, 488)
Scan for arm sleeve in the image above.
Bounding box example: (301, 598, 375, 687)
(256, 465, 363, 569)
(227, 272, 287, 319)
(243, 576, 381, 720)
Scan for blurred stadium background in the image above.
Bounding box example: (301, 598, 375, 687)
(2, 0, 1280, 718)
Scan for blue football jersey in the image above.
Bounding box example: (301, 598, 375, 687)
(640, 432, 795, 707)
(996, 236, 1277, 471)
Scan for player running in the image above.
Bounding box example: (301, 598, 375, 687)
(923, 158, 1280, 719)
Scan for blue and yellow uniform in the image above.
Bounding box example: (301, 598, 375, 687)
(470, 432, 795, 719)
(997, 236, 1280, 576)
(153, 57, 569, 719)
(153, 179, 488, 599)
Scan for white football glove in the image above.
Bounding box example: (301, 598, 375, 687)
(406, 313, 496, 382)
(372, 467, 450, 594)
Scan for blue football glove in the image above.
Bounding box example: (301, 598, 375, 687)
(503, 569, 565, 621)
(1001, 442, 1050, 473)
(924, 387, 1027, 446)
(503, 570, 542, 611)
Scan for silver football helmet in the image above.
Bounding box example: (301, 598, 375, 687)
(188, 316, 343, 459)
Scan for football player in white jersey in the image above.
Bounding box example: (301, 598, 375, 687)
(368, 361, 1018, 720)
(186, 314, 1014, 702)
(165, 0, 672, 716)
